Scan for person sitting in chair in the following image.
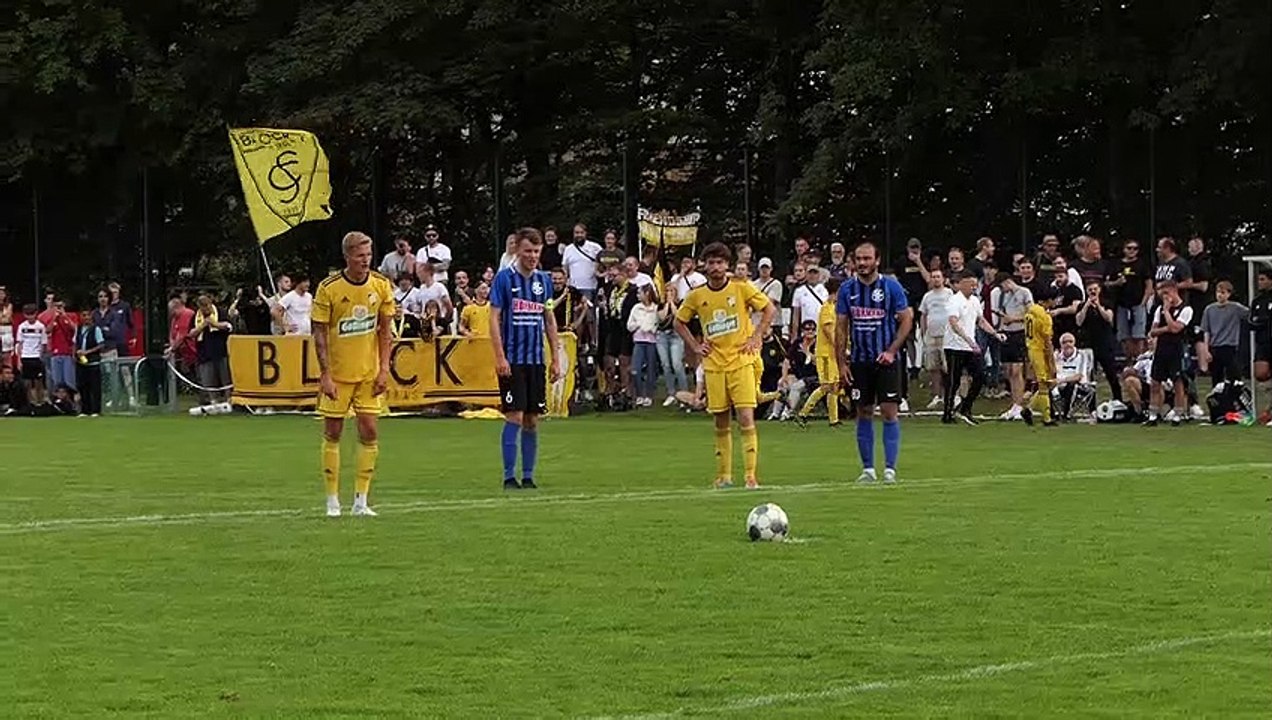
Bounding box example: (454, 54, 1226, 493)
(1051, 332, 1095, 421)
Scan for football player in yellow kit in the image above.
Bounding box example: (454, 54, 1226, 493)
(312, 231, 397, 517)
(674, 242, 777, 489)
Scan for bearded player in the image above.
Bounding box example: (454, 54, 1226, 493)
(313, 231, 396, 517)
(674, 242, 777, 489)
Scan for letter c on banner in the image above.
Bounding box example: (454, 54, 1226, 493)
(390, 342, 416, 385)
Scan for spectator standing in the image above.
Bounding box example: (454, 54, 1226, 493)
(393, 273, 415, 305)
(1185, 236, 1214, 363)
(275, 276, 313, 336)
(1248, 267, 1272, 423)
(378, 236, 416, 279)
(166, 295, 197, 380)
(266, 274, 292, 335)
(735, 244, 754, 277)
(947, 247, 967, 279)
(550, 267, 590, 344)
(1199, 281, 1248, 386)
(1153, 236, 1192, 287)
(74, 308, 106, 416)
(0, 286, 13, 369)
(825, 243, 850, 280)
(1033, 234, 1062, 276)
(93, 286, 135, 407)
(918, 269, 953, 408)
(789, 262, 827, 338)
(228, 287, 272, 335)
(416, 225, 452, 283)
(419, 300, 445, 341)
(655, 284, 688, 406)
(561, 224, 602, 300)
(622, 256, 654, 289)
(990, 274, 1033, 420)
(1144, 281, 1192, 426)
(541, 226, 563, 272)
(106, 282, 134, 354)
(408, 262, 453, 322)
(497, 233, 519, 271)
(597, 230, 625, 278)
(751, 258, 784, 328)
(1070, 236, 1109, 289)
(17, 304, 47, 405)
(964, 237, 995, 282)
(46, 299, 77, 394)
(942, 272, 1003, 425)
(460, 283, 492, 337)
(672, 255, 708, 299)
(192, 295, 233, 405)
(1014, 258, 1046, 299)
(452, 270, 473, 311)
(1075, 281, 1122, 401)
(1049, 259, 1085, 346)
(1108, 239, 1154, 360)
(626, 284, 661, 407)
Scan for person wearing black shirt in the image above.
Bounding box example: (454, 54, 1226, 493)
(776, 320, 820, 420)
(0, 363, 28, 415)
(192, 296, 233, 405)
(229, 286, 274, 336)
(1153, 236, 1192, 288)
(1033, 234, 1062, 276)
(1107, 239, 1154, 359)
(1185, 236, 1213, 346)
(1075, 281, 1121, 401)
(540, 226, 563, 272)
(1049, 267, 1084, 349)
(964, 236, 995, 282)
(1070, 236, 1109, 290)
(1145, 281, 1193, 426)
(758, 325, 789, 419)
(1249, 266, 1272, 420)
(1014, 258, 1047, 299)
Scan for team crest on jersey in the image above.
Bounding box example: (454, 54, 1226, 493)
(338, 304, 376, 337)
(871, 288, 885, 302)
(704, 309, 739, 338)
(532, 280, 544, 296)
(726, 296, 736, 306)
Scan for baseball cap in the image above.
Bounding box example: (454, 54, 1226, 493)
(758, 257, 773, 269)
(906, 237, 922, 250)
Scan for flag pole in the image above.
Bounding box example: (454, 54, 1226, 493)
(260, 245, 278, 296)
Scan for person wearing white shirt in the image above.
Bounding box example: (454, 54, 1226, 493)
(1051, 332, 1094, 420)
(942, 271, 1004, 424)
(751, 257, 784, 328)
(622, 256, 653, 289)
(415, 225, 452, 283)
(379, 237, 416, 279)
(671, 255, 707, 299)
(17, 306, 48, 404)
(407, 262, 453, 321)
(561, 223, 603, 299)
(497, 232, 519, 271)
(274, 278, 314, 336)
(393, 274, 416, 305)
(789, 262, 827, 337)
(917, 269, 953, 408)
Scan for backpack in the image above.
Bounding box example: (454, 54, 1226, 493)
(1207, 381, 1253, 424)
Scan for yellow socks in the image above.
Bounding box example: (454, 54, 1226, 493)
(800, 387, 827, 417)
(714, 427, 733, 481)
(827, 390, 840, 424)
(740, 426, 758, 480)
(355, 441, 379, 497)
(322, 438, 340, 496)
(1030, 386, 1053, 423)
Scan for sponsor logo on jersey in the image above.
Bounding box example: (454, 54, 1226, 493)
(850, 307, 887, 320)
(337, 305, 376, 337)
(511, 298, 543, 313)
(705, 309, 739, 338)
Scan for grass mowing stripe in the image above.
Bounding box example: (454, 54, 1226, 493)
(589, 629, 1272, 719)
(3, 462, 1268, 535)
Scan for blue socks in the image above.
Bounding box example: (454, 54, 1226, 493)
(501, 422, 519, 479)
(521, 430, 538, 480)
(882, 419, 900, 470)
(856, 418, 875, 469)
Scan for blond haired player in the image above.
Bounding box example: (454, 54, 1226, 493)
(674, 242, 777, 489)
(1021, 286, 1059, 427)
(313, 231, 396, 517)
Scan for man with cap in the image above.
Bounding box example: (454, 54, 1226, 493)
(751, 257, 785, 330)
(415, 224, 453, 283)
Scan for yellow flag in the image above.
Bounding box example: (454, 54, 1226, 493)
(228, 127, 333, 244)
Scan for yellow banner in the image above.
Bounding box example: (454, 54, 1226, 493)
(638, 207, 700, 247)
(228, 127, 334, 244)
(228, 334, 576, 416)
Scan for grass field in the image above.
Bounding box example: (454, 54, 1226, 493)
(2, 413, 1270, 718)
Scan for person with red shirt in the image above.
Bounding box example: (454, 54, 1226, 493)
(165, 295, 198, 378)
(46, 299, 78, 394)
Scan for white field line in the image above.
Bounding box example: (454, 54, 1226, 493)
(586, 628, 1272, 720)
(2, 462, 1268, 536)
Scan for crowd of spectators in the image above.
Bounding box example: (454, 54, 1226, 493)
(5, 226, 1270, 425)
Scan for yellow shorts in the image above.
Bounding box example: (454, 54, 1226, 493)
(1027, 349, 1052, 384)
(816, 356, 839, 385)
(317, 380, 383, 419)
(705, 364, 758, 414)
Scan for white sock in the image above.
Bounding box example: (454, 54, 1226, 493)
(326, 494, 340, 508)
(354, 492, 367, 508)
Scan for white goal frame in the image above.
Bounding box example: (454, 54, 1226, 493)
(1243, 255, 1272, 411)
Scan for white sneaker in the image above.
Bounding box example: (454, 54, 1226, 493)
(326, 503, 341, 518)
(999, 405, 1022, 421)
(351, 504, 377, 517)
(1165, 410, 1183, 426)
(926, 396, 943, 409)
(856, 468, 878, 484)
(953, 395, 962, 407)
(899, 399, 910, 413)
(1189, 404, 1206, 421)
(883, 468, 897, 484)
(663, 396, 677, 407)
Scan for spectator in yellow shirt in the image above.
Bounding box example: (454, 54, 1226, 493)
(460, 282, 492, 337)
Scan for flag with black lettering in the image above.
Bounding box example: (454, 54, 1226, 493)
(228, 128, 333, 244)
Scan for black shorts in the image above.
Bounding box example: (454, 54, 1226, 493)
(848, 361, 902, 406)
(1000, 331, 1027, 363)
(500, 364, 547, 415)
(1255, 338, 1272, 364)
(21, 358, 44, 382)
(1150, 349, 1183, 383)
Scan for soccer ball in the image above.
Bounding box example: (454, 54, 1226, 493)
(746, 503, 789, 542)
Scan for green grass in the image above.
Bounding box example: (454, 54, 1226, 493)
(2, 414, 1270, 718)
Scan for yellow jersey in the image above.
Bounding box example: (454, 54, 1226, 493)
(461, 301, 492, 336)
(311, 270, 396, 383)
(676, 278, 771, 373)
(816, 300, 837, 358)
(1023, 304, 1053, 350)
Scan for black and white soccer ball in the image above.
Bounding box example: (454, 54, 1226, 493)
(746, 503, 789, 542)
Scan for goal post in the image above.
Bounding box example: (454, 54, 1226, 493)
(1243, 255, 1272, 412)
